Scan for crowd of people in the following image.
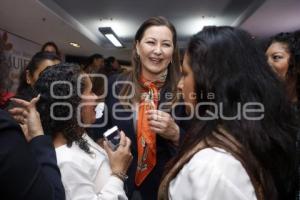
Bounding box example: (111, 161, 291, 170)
(0, 16, 299, 200)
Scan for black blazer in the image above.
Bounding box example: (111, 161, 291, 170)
(0, 109, 65, 200)
(88, 74, 186, 200)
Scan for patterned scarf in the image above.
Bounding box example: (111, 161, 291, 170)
(135, 73, 166, 186)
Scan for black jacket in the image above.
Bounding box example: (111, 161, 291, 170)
(88, 74, 187, 200)
(0, 109, 65, 200)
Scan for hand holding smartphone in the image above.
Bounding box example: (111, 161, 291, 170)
(102, 128, 133, 181)
(103, 126, 121, 151)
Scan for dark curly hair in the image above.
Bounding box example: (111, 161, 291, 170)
(34, 63, 91, 153)
(266, 32, 300, 103)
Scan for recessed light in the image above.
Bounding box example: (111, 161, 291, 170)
(70, 42, 80, 48)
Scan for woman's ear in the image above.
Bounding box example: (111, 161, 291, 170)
(26, 70, 32, 85)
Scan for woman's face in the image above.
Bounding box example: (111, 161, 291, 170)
(26, 59, 60, 86)
(80, 75, 97, 126)
(136, 25, 174, 80)
(177, 53, 196, 114)
(266, 41, 290, 79)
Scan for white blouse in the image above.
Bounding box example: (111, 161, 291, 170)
(169, 148, 257, 200)
(56, 134, 127, 200)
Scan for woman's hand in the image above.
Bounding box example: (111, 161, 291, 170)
(103, 131, 133, 176)
(9, 95, 44, 142)
(147, 110, 180, 145)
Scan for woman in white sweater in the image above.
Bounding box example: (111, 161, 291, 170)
(158, 26, 298, 200)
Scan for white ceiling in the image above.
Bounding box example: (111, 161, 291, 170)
(0, 0, 299, 61)
(240, 0, 300, 37)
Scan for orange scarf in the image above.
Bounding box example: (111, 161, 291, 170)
(135, 76, 164, 186)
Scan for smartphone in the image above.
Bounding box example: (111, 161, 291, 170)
(103, 126, 121, 151)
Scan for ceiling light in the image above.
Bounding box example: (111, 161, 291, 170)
(98, 27, 123, 48)
(70, 42, 80, 48)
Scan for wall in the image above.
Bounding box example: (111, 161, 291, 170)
(0, 29, 40, 92)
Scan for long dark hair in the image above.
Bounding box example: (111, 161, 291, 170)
(34, 63, 90, 153)
(119, 16, 181, 106)
(167, 26, 297, 199)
